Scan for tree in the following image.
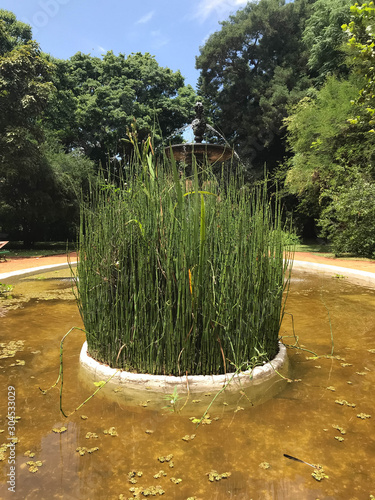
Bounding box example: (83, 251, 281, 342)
(44, 51, 197, 167)
(0, 12, 95, 246)
(0, 9, 32, 55)
(342, 2, 375, 131)
(302, 0, 354, 84)
(0, 37, 56, 246)
(196, 0, 315, 175)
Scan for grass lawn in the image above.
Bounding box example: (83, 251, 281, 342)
(4, 242, 74, 258)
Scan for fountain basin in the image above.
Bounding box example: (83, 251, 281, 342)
(79, 340, 289, 410)
(165, 143, 233, 163)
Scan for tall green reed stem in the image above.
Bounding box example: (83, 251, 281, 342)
(74, 148, 293, 375)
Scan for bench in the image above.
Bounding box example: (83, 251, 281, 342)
(0, 241, 10, 261)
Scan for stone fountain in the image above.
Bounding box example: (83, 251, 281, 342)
(165, 101, 233, 164)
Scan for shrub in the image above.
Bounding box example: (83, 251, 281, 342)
(319, 177, 375, 258)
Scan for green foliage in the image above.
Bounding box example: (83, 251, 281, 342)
(303, 0, 354, 83)
(0, 9, 32, 56)
(342, 2, 375, 131)
(196, 0, 314, 173)
(75, 148, 293, 376)
(318, 176, 375, 258)
(0, 37, 56, 246)
(44, 51, 197, 167)
(284, 76, 365, 197)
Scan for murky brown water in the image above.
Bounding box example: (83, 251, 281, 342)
(1, 268, 375, 499)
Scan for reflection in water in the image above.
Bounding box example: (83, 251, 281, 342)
(1, 269, 375, 499)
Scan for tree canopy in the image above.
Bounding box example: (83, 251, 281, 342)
(196, 0, 315, 174)
(45, 51, 197, 167)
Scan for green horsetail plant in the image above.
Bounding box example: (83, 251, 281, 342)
(74, 146, 294, 376)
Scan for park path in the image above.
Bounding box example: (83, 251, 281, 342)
(1, 251, 375, 275)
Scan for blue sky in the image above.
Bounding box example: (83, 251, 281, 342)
(1, 0, 250, 89)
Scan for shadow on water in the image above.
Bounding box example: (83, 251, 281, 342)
(1, 268, 375, 499)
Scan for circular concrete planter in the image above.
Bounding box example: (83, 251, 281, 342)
(79, 341, 290, 410)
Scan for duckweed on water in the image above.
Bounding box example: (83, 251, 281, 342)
(80, 415, 88, 420)
(24, 450, 36, 458)
(145, 429, 154, 434)
(332, 424, 346, 435)
(52, 426, 67, 434)
(335, 436, 345, 442)
(76, 446, 99, 456)
(128, 485, 165, 497)
(335, 399, 356, 407)
(153, 470, 167, 479)
(103, 426, 118, 436)
(259, 462, 271, 469)
(357, 413, 371, 419)
(182, 434, 196, 442)
(26, 460, 43, 473)
(206, 470, 231, 482)
(85, 432, 99, 439)
(158, 454, 173, 463)
(0, 340, 24, 359)
(326, 386, 336, 392)
(190, 414, 212, 425)
(10, 359, 25, 366)
(170, 477, 182, 484)
(311, 466, 329, 481)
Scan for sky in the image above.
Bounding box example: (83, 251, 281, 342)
(1, 0, 250, 89)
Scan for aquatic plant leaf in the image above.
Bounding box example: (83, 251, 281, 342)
(93, 381, 106, 388)
(341, 363, 353, 367)
(52, 426, 67, 433)
(170, 477, 182, 484)
(103, 427, 118, 436)
(85, 432, 99, 439)
(153, 470, 167, 478)
(259, 462, 270, 469)
(81, 415, 88, 420)
(326, 386, 336, 392)
(145, 429, 154, 434)
(357, 413, 371, 419)
(335, 399, 356, 407)
(206, 469, 231, 481)
(332, 425, 346, 435)
(335, 436, 344, 442)
(356, 371, 367, 376)
(312, 467, 329, 481)
(182, 434, 196, 442)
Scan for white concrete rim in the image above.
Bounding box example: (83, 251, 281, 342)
(0, 261, 77, 281)
(79, 341, 288, 393)
(292, 260, 375, 287)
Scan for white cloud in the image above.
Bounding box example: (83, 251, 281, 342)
(194, 0, 248, 22)
(151, 30, 169, 49)
(135, 10, 155, 25)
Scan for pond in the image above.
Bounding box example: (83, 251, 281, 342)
(1, 267, 375, 499)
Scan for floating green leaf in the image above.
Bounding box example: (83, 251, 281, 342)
(206, 469, 231, 482)
(52, 426, 67, 434)
(259, 462, 271, 469)
(103, 427, 118, 436)
(357, 413, 371, 419)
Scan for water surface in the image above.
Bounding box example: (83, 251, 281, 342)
(1, 269, 375, 499)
